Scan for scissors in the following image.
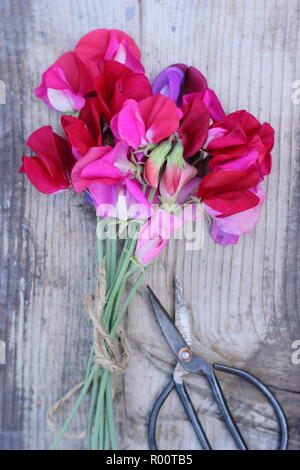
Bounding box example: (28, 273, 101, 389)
(147, 279, 288, 450)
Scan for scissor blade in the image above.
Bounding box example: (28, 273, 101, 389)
(175, 277, 193, 346)
(147, 286, 189, 357)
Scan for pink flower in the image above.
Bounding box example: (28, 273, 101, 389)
(207, 186, 266, 245)
(111, 95, 181, 149)
(75, 29, 144, 78)
(206, 110, 274, 178)
(19, 126, 75, 194)
(134, 209, 182, 266)
(35, 52, 89, 112)
(135, 206, 202, 265)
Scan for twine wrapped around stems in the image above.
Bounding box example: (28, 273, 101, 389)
(47, 265, 129, 439)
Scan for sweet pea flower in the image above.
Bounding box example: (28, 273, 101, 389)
(19, 126, 75, 194)
(135, 205, 203, 266)
(152, 64, 207, 105)
(206, 110, 274, 178)
(61, 97, 102, 159)
(111, 93, 210, 161)
(197, 166, 260, 217)
(71, 141, 150, 219)
(178, 93, 210, 157)
(111, 95, 181, 150)
(159, 140, 198, 200)
(75, 29, 144, 78)
(94, 61, 152, 122)
(182, 91, 225, 124)
(92, 180, 151, 220)
(35, 52, 89, 112)
(207, 186, 266, 245)
(153, 64, 225, 122)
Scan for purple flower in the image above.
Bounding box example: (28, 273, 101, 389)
(152, 64, 207, 106)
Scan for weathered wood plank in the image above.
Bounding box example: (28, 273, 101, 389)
(0, 0, 299, 450)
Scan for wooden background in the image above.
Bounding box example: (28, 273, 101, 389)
(0, 0, 299, 450)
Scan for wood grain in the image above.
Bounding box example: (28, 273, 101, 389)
(0, 0, 299, 450)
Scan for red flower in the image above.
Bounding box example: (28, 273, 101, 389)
(19, 127, 75, 194)
(178, 94, 210, 158)
(95, 60, 152, 122)
(207, 110, 274, 178)
(197, 166, 260, 216)
(75, 29, 144, 79)
(61, 97, 102, 158)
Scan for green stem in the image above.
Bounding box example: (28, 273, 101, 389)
(87, 368, 101, 448)
(106, 375, 117, 450)
(91, 369, 109, 450)
(110, 223, 117, 282)
(148, 187, 156, 203)
(104, 414, 111, 450)
(97, 217, 103, 267)
(111, 271, 145, 338)
(110, 265, 137, 329)
(50, 365, 97, 450)
(102, 234, 138, 327)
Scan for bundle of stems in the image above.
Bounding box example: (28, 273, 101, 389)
(50, 218, 144, 450)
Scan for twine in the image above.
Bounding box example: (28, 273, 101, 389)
(47, 264, 129, 439)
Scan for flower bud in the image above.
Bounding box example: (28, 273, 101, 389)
(160, 140, 197, 200)
(144, 137, 173, 188)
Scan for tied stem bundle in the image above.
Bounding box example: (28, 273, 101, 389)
(48, 219, 145, 450)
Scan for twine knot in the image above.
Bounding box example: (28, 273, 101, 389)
(84, 266, 129, 373)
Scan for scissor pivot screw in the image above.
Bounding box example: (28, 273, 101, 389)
(178, 347, 192, 362)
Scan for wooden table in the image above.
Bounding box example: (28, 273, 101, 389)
(0, 0, 299, 450)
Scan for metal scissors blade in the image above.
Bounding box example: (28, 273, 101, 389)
(175, 277, 193, 346)
(147, 285, 189, 357)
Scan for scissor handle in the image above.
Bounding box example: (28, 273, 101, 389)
(148, 378, 211, 450)
(148, 379, 174, 450)
(213, 363, 288, 450)
(148, 365, 288, 450)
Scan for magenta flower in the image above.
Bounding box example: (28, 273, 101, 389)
(111, 95, 181, 149)
(91, 179, 151, 220)
(71, 141, 150, 219)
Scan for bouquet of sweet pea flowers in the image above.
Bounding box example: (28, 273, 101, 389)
(20, 29, 274, 450)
